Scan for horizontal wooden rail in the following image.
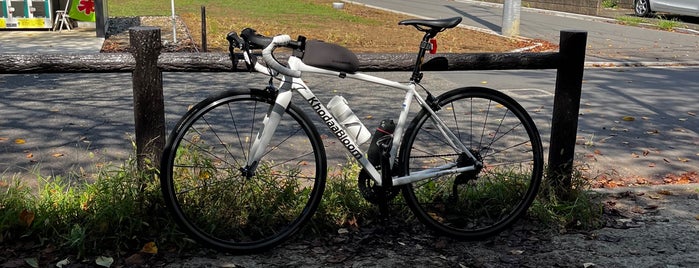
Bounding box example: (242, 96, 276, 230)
(0, 52, 561, 74)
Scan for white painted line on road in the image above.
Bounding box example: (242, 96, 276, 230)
(500, 88, 553, 98)
(586, 61, 699, 68)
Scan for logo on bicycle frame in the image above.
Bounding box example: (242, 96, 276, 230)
(308, 97, 363, 160)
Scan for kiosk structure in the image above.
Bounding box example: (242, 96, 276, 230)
(1, 0, 53, 29)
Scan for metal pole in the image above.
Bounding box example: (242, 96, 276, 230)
(171, 0, 177, 43)
(502, 0, 521, 37)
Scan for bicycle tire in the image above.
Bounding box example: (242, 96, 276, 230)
(160, 89, 327, 253)
(399, 87, 543, 239)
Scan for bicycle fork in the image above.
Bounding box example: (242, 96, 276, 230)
(242, 84, 293, 178)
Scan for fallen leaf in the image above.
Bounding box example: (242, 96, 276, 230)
(648, 163, 656, 167)
(622, 116, 635, 121)
(0, 137, 7, 141)
(95, 256, 114, 267)
(481, 81, 488, 84)
(631, 152, 639, 158)
(19, 209, 35, 227)
(695, 215, 699, 221)
(689, 112, 696, 116)
(678, 157, 689, 162)
(26, 153, 33, 159)
(14, 138, 26, 144)
(56, 258, 70, 268)
(24, 258, 38, 268)
(657, 190, 673, 195)
(52, 153, 65, 158)
(140, 241, 158, 254)
(594, 149, 602, 155)
(365, 115, 373, 119)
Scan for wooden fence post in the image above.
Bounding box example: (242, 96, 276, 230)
(130, 27, 166, 171)
(548, 30, 587, 196)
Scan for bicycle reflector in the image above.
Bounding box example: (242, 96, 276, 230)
(429, 39, 437, 54)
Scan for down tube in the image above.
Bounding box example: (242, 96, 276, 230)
(292, 78, 384, 185)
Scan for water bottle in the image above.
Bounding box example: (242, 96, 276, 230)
(367, 119, 396, 167)
(327, 96, 371, 145)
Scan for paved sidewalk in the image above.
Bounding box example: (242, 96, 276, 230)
(0, 28, 104, 54)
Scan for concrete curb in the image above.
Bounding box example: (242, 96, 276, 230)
(590, 183, 699, 195)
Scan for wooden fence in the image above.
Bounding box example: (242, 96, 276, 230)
(0, 27, 587, 191)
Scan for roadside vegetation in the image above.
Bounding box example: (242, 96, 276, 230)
(616, 15, 685, 31)
(1, 149, 603, 264)
(107, 0, 535, 53)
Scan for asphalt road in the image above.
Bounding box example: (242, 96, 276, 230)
(1, 68, 696, 182)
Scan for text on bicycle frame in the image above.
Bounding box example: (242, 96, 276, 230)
(307, 96, 363, 160)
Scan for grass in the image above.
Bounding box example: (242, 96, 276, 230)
(107, 0, 528, 53)
(655, 16, 683, 30)
(616, 15, 685, 31)
(1, 150, 602, 261)
(616, 15, 646, 26)
(601, 0, 619, 9)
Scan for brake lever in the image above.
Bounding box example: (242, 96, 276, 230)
(226, 32, 242, 71)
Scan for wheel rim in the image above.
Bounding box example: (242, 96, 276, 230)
(163, 92, 326, 251)
(635, 0, 649, 15)
(401, 88, 542, 237)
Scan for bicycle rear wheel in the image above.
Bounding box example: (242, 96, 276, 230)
(160, 89, 326, 253)
(399, 87, 542, 239)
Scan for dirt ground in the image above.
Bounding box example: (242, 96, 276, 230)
(101, 13, 554, 54)
(157, 186, 699, 267)
(4, 185, 694, 267)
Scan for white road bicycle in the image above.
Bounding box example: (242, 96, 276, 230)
(160, 17, 543, 253)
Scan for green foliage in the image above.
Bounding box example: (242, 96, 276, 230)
(109, 0, 375, 25)
(312, 161, 375, 231)
(1, 152, 605, 257)
(616, 16, 646, 26)
(0, 159, 185, 257)
(655, 16, 682, 30)
(529, 168, 604, 231)
(601, 0, 619, 9)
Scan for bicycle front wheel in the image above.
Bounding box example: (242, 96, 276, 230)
(160, 89, 327, 253)
(399, 87, 543, 239)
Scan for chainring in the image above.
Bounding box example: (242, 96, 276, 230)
(357, 169, 400, 204)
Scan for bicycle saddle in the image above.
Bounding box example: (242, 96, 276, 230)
(399, 17, 462, 32)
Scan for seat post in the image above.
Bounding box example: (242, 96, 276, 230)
(410, 31, 437, 83)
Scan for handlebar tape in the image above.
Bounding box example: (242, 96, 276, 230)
(262, 35, 302, 78)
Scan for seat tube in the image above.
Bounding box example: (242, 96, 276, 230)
(247, 80, 293, 167)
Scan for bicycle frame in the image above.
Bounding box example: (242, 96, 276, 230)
(244, 52, 479, 187)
